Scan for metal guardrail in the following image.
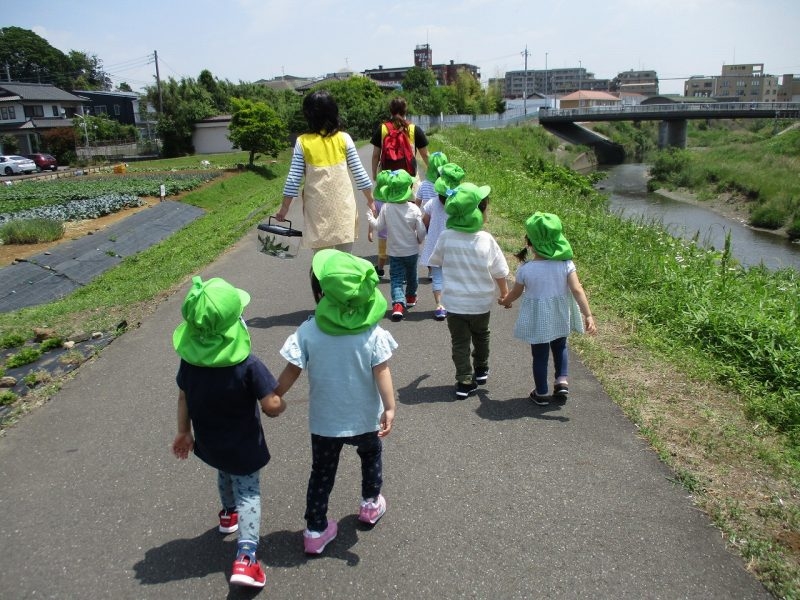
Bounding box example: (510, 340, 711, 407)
(538, 102, 800, 122)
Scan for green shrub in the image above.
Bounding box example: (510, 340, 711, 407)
(39, 338, 63, 352)
(787, 214, 800, 241)
(750, 202, 787, 230)
(0, 390, 17, 406)
(5, 347, 42, 368)
(0, 332, 26, 349)
(0, 218, 64, 244)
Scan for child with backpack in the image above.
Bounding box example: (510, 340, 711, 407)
(428, 183, 509, 398)
(366, 169, 427, 321)
(499, 212, 597, 405)
(370, 97, 430, 185)
(276, 249, 398, 555)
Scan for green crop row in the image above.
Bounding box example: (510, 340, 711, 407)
(0, 171, 222, 216)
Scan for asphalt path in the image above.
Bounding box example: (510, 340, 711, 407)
(0, 146, 771, 599)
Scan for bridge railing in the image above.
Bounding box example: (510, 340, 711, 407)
(539, 102, 800, 120)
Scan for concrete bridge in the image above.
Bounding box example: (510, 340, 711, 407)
(538, 102, 800, 164)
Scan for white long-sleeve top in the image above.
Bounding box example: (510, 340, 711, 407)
(366, 202, 426, 258)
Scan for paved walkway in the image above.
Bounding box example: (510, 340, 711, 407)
(0, 148, 771, 599)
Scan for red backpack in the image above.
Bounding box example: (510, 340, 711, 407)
(380, 121, 416, 175)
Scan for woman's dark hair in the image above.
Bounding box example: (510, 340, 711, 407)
(303, 90, 341, 137)
(388, 97, 409, 132)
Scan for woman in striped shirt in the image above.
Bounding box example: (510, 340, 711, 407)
(276, 90, 374, 254)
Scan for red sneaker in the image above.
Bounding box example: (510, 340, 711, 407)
(229, 555, 266, 588)
(405, 295, 417, 308)
(391, 302, 404, 321)
(218, 509, 238, 534)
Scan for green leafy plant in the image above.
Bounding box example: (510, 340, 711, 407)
(5, 347, 42, 369)
(1, 332, 26, 349)
(258, 234, 290, 257)
(23, 370, 51, 388)
(0, 390, 17, 406)
(39, 338, 63, 352)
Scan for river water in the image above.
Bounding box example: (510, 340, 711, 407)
(599, 164, 800, 271)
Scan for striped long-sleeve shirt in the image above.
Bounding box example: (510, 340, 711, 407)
(282, 131, 372, 198)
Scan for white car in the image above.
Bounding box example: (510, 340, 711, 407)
(0, 155, 37, 175)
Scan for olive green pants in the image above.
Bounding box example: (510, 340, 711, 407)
(446, 311, 491, 384)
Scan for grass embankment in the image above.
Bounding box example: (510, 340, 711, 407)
(430, 126, 799, 597)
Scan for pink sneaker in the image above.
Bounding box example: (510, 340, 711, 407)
(218, 509, 238, 534)
(303, 520, 338, 554)
(358, 494, 387, 525)
(229, 555, 265, 588)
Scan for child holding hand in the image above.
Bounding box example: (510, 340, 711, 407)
(172, 276, 287, 589)
(276, 250, 398, 555)
(499, 212, 597, 405)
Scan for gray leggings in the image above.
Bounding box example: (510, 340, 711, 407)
(218, 470, 261, 544)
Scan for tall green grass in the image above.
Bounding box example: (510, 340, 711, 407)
(436, 126, 800, 449)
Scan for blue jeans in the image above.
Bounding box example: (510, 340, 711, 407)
(430, 265, 443, 293)
(531, 337, 568, 395)
(218, 470, 261, 545)
(389, 254, 419, 305)
(305, 432, 383, 532)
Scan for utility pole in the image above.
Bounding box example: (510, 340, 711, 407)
(545, 52, 548, 108)
(154, 50, 163, 114)
(522, 45, 530, 115)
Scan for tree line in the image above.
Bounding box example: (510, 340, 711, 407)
(2, 27, 506, 160)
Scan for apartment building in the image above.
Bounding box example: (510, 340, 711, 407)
(364, 44, 480, 87)
(684, 63, 779, 102)
(503, 67, 610, 99)
(610, 70, 659, 96)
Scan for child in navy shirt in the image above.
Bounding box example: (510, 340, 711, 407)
(172, 276, 286, 589)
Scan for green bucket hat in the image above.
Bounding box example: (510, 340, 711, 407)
(374, 169, 414, 203)
(426, 151, 448, 183)
(312, 249, 388, 336)
(445, 182, 490, 233)
(372, 169, 392, 201)
(173, 276, 251, 367)
(434, 163, 466, 197)
(525, 212, 573, 260)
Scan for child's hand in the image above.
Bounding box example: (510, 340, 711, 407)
(498, 296, 512, 309)
(584, 315, 597, 336)
(172, 432, 194, 459)
(368, 229, 374, 242)
(378, 408, 395, 438)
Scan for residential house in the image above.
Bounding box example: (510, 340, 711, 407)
(558, 90, 621, 109)
(0, 82, 86, 154)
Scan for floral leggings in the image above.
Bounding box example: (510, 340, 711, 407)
(218, 470, 261, 545)
(305, 431, 383, 532)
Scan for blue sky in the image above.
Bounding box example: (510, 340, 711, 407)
(10, 0, 800, 95)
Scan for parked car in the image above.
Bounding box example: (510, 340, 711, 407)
(26, 153, 58, 172)
(0, 155, 37, 175)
